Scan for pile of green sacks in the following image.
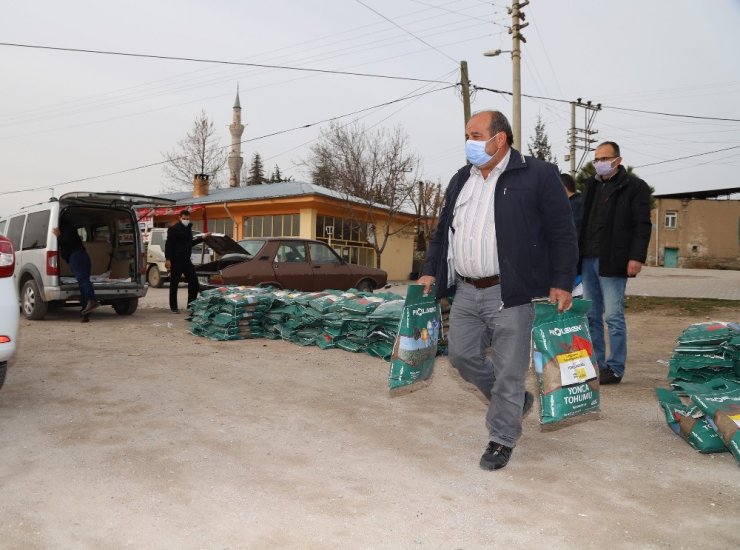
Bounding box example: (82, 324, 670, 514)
(655, 321, 740, 465)
(188, 286, 409, 361)
(189, 286, 273, 340)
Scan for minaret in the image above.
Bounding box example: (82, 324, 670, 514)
(228, 85, 245, 187)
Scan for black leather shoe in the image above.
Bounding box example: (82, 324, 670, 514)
(480, 441, 513, 471)
(171, 308, 181, 314)
(523, 391, 534, 417)
(81, 300, 99, 315)
(599, 368, 623, 385)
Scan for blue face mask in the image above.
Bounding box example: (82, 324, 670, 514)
(465, 134, 499, 166)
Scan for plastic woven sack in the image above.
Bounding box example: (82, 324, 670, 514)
(677, 322, 739, 346)
(388, 285, 441, 390)
(654, 388, 727, 453)
(691, 388, 740, 465)
(532, 299, 600, 424)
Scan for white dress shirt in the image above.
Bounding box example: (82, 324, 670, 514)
(450, 149, 511, 278)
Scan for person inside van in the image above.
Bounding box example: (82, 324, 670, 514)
(52, 212, 100, 322)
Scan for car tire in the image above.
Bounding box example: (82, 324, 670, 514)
(357, 279, 376, 292)
(147, 265, 163, 288)
(112, 297, 138, 315)
(21, 279, 48, 320)
(0, 361, 6, 390)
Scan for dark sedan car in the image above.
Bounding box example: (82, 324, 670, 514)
(197, 236, 387, 292)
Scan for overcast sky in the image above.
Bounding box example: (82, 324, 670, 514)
(1, 0, 739, 216)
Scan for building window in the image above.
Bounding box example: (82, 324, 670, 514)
(315, 214, 375, 267)
(243, 214, 299, 238)
(664, 211, 677, 229)
(191, 218, 233, 238)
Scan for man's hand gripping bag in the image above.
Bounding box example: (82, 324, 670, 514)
(532, 299, 600, 424)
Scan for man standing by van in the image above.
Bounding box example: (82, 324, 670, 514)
(53, 213, 99, 323)
(165, 210, 208, 314)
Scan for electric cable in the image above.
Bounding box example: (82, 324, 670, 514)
(0, 85, 454, 197)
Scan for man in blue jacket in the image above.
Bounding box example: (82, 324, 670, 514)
(419, 110, 578, 471)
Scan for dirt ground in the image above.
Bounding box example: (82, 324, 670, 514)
(0, 287, 738, 549)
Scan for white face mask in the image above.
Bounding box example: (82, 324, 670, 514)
(594, 160, 615, 177)
(181, 219, 191, 227)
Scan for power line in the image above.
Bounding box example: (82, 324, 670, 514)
(0, 3, 488, 127)
(0, 85, 454, 197)
(354, 0, 458, 64)
(634, 144, 740, 169)
(0, 42, 455, 85)
(601, 105, 740, 123)
(473, 85, 740, 122)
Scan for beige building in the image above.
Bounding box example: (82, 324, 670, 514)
(648, 188, 740, 269)
(147, 176, 419, 281)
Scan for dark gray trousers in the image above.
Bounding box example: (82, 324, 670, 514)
(448, 280, 534, 447)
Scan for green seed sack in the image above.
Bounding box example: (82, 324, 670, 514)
(388, 285, 441, 390)
(691, 388, 740, 466)
(532, 299, 600, 425)
(654, 388, 728, 453)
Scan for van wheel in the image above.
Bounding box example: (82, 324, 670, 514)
(22, 279, 48, 320)
(112, 298, 138, 315)
(147, 265, 163, 288)
(357, 279, 376, 292)
(0, 361, 6, 390)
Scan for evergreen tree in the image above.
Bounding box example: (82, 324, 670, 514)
(246, 153, 266, 185)
(527, 114, 557, 165)
(270, 164, 283, 183)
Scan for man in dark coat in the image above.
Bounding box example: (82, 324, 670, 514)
(419, 110, 578, 471)
(579, 141, 652, 385)
(165, 210, 209, 313)
(560, 173, 583, 239)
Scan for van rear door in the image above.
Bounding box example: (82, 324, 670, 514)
(59, 192, 175, 208)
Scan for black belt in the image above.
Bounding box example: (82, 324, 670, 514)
(457, 273, 500, 289)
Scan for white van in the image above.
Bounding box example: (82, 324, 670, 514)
(0, 192, 173, 320)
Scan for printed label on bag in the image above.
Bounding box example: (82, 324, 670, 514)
(556, 349, 597, 385)
(731, 414, 740, 429)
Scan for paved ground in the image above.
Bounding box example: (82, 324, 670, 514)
(0, 277, 738, 548)
(387, 266, 740, 301)
(625, 266, 740, 300)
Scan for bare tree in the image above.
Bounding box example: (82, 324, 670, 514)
(162, 110, 228, 191)
(307, 122, 419, 268)
(408, 179, 445, 252)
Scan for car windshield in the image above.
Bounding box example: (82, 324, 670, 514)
(237, 239, 266, 257)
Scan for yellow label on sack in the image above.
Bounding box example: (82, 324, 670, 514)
(730, 414, 740, 429)
(556, 349, 597, 386)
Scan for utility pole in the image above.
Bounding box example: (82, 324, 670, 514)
(510, 0, 528, 151)
(460, 60, 471, 128)
(565, 98, 602, 179)
(569, 101, 576, 178)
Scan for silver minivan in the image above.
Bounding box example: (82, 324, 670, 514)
(0, 192, 173, 320)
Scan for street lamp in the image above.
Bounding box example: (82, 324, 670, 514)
(483, 46, 521, 151)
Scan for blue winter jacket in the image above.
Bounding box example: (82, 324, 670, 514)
(421, 148, 578, 308)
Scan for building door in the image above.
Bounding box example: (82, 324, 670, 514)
(664, 247, 678, 268)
